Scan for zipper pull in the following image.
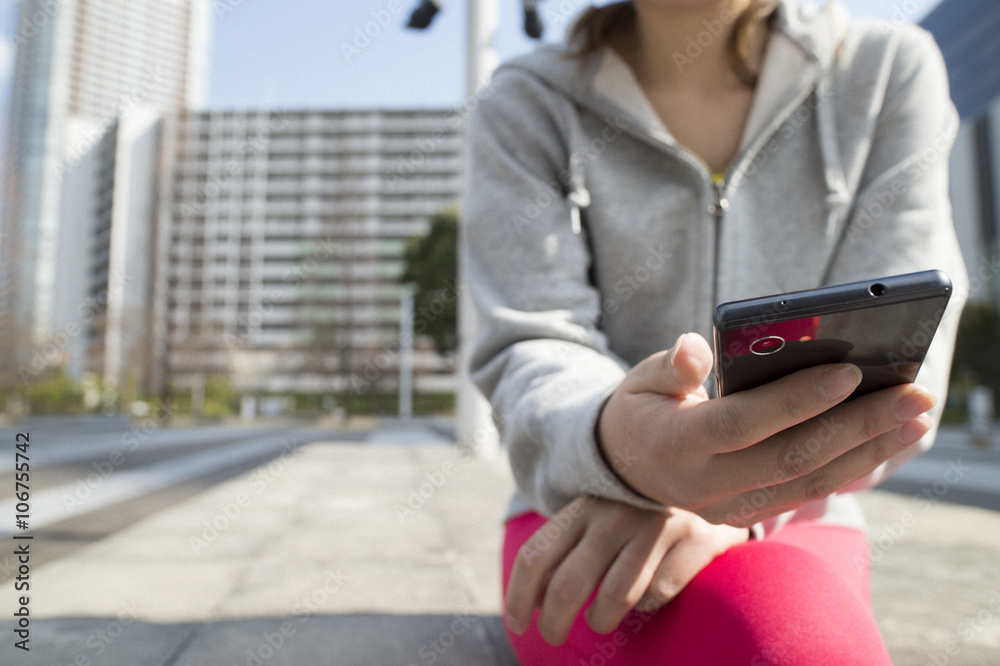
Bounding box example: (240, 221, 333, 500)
(708, 174, 729, 217)
(568, 188, 591, 234)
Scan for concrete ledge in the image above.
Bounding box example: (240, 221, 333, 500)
(2, 441, 997, 665)
(859, 490, 1000, 665)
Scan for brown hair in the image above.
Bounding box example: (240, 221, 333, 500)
(569, 1, 780, 86)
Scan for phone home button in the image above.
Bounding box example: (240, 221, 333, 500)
(749, 336, 785, 355)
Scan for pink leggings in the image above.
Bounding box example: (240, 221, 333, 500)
(502, 511, 893, 665)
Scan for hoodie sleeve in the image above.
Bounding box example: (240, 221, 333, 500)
(463, 70, 664, 517)
(826, 25, 969, 493)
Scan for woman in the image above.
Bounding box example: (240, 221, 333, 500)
(463, 0, 967, 663)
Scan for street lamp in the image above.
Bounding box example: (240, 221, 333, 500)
(406, 0, 525, 456)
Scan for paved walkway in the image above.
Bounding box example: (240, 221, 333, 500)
(2, 423, 999, 664)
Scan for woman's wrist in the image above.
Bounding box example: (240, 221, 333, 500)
(594, 395, 658, 503)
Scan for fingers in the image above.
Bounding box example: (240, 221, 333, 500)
(513, 502, 752, 643)
(710, 413, 933, 527)
(634, 521, 748, 613)
(535, 524, 630, 644)
(587, 512, 749, 628)
(626, 333, 714, 398)
(508, 499, 673, 646)
(505, 497, 590, 636)
(708, 383, 936, 494)
(584, 513, 672, 633)
(685, 363, 863, 455)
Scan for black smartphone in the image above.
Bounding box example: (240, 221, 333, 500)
(713, 270, 952, 398)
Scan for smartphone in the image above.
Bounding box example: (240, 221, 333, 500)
(713, 270, 952, 398)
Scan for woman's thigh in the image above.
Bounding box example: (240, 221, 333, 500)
(501, 511, 892, 666)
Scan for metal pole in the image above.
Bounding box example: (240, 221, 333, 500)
(456, 0, 500, 457)
(399, 291, 414, 419)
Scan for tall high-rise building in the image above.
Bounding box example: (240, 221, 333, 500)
(0, 0, 213, 381)
(922, 0, 1000, 307)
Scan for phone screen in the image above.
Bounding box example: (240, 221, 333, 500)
(715, 272, 951, 397)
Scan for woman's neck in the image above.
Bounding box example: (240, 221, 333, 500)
(619, 0, 763, 93)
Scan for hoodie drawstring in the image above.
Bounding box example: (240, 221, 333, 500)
(816, 3, 851, 242)
(815, 78, 851, 241)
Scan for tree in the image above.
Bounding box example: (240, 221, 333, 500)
(400, 209, 458, 355)
(950, 302, 1000, 413)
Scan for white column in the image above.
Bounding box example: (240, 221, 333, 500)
(466, 0, 500, 95)
(456, 0, 501, 457)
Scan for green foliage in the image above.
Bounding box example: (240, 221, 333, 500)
(202, 375, 236, 419)
(950, 302, 1000, 413)
(25, 371, 84, 414)
(400, 209, 458, 355)
(166, 375, 236, 419)
(340, 391, 454, 415)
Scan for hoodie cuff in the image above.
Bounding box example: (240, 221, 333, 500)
(549, 376, 666, 513)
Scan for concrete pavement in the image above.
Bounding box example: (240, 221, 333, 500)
(1, 420, 998, 664)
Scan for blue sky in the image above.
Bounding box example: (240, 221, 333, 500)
(208, 0, 944, 108)
(0, 0, 944, 120)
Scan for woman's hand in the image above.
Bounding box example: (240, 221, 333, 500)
(598, 333, 936, 527)
(505, 496, 749, 646)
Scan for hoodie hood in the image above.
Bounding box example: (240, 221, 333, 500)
(493, 0, 853, 242)
(496, 0, 850, 110)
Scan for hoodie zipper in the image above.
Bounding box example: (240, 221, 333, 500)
(709, 174, 730, 318)
(575, 70, 820, 325)
(708, 175, 730, 217)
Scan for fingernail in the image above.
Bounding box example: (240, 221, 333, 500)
(898, 417, 930, 445)
(669, 333, 687, 365)
(894, 391, 937, 422)
(505, 613, 525, 635)
(816, 364, 861, 400)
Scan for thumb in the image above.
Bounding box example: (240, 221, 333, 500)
(627, 333, 714, 397)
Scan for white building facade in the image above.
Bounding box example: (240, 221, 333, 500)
(0, 0, 212, 383)
(153, 108, 464, 397)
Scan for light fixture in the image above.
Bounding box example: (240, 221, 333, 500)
(407, 0, 443, 30)
(523, 0, 543, 39)
(406, 0, 545, 39)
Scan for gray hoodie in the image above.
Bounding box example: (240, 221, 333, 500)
(463, 0, 969, 537)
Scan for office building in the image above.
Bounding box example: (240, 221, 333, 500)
(0, 0, 212, 381)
